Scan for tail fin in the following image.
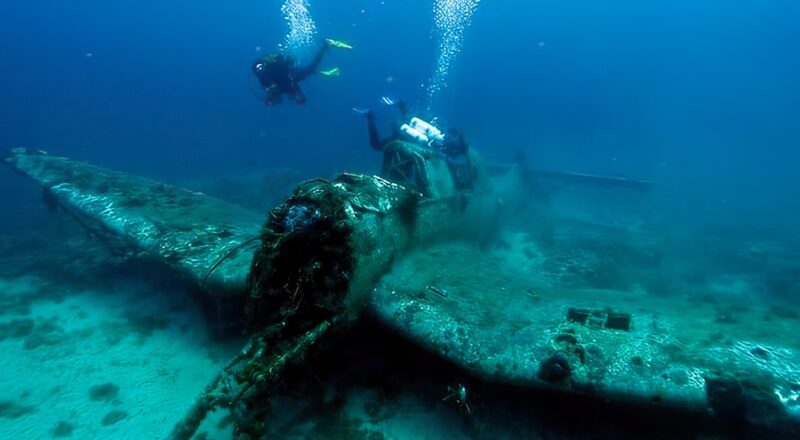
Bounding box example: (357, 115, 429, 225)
(325, 39, 353, 50)
(319, 67, 341, 77)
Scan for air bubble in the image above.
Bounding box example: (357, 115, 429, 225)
(281, 0, 317, 54)
(427, 0, 481, 107)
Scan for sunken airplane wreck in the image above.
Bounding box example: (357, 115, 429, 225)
(4, 139, 799, 438)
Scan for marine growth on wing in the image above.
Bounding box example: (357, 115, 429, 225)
(428, 0, 481, 106)
(280, 0, 317, 53)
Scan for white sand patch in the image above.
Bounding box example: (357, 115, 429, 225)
(0, 274, 241, 439)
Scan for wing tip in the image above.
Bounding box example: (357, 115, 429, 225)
(4, 147, 50, 161)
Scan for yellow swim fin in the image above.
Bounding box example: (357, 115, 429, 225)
(319, 67, 341, 77)
(325, 38, 353, 50)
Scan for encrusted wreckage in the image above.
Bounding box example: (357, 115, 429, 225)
(4, 146, 799, 438)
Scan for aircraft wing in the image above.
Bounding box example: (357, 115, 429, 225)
(7, 149, 798, 429)
(368, 242, 800, 424)
(4, 148, 263, 297)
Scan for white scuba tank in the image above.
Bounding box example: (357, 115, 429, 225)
(409, 117, 445, 144)
(400, 124, 430, 145)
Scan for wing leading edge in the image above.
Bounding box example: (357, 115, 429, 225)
(369, 242, 800, 424)
(4, 148, 264, 297)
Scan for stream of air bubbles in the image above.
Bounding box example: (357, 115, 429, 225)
(428, 0, 481, 107)
(280, 0, 317, 53)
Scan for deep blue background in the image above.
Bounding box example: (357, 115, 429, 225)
(2, 1, 799, 231)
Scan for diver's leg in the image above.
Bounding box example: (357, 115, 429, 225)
(292, 85, 307, 105)
(294, 43, 330, 81)
(264, 87, 282, 106)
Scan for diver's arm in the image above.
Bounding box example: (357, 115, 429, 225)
(294, 43, 330, 82)
(367, 112, 384, 151)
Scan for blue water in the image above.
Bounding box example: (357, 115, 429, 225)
(3, 0, 799, 232)
(2, 2, 800, 437)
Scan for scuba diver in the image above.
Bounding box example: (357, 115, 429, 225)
(251, 39, 351, 106)
(354, 98, 474, 193)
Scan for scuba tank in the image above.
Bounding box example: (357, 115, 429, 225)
(400, 124, 430, 145)
(409, 117, 445, 144)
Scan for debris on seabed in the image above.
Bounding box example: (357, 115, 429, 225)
(426, 285, 449, 298)
(526, 288, 541, 300)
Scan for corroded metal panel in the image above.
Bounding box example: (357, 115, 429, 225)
(5, 149, 262, 296)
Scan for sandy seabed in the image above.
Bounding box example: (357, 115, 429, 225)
(0, 234, 242, 439)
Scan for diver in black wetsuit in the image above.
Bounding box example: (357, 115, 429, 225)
(251, 40, 343, 106)
(360, 100, 468, 158)
(355, 99, 428, 191)
(359, 99, 469, 156)
(356, 100, 474, 192)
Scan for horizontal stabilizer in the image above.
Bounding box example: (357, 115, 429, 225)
(486, 163, 654, 191)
